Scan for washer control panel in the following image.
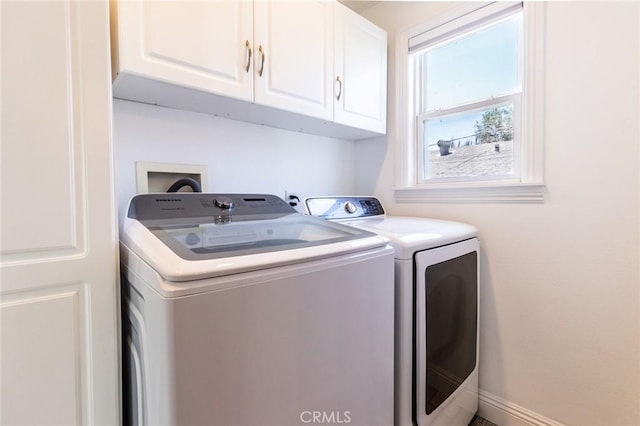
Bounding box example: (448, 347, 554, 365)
(128, 193, 294, 222)
(305, 197, 385, 220)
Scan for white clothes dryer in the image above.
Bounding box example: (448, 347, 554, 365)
(305, 196, 479, 426)
(120, 193, 395, 426)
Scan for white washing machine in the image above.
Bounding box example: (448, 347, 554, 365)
(120, 193, 395, 426)
(305, 197, 479, 426)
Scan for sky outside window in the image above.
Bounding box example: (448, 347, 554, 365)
(418, 12, 522, 148)
(425, 13, 521, 112)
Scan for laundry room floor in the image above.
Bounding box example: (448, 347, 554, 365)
(469, 415, 499, 426)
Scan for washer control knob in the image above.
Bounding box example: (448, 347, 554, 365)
(344, 201, 357, 214)
(214, 197, 234, 210)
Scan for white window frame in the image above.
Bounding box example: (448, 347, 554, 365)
(394, 2, 546, 203)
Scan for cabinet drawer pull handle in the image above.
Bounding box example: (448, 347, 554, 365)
(245, 40, 252, 73)
(336, 76, 343, 101)
(258, 45, 265, 77)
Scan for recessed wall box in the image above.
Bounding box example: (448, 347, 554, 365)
(136, 162, 209, 193)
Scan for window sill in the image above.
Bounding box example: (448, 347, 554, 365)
(394, 182, 546, 204)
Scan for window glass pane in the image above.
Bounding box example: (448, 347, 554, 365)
(422, 13, 522, 111)
(423, 104, 514, 180)
(147, 214, 375, 260)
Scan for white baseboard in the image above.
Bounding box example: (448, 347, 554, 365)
(478, 390, 566, 426)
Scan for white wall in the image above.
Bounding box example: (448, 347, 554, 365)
(359, 2, 640, 425)
(113, 99, 356, 223)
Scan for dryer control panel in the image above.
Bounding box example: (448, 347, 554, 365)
(305, 197, 385, 220)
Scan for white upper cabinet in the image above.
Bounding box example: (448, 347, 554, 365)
(334, 2, 387, 134)
(110, 0, 387, 140)
(112, 0, 254, 101)
(254, 0, 333, 120)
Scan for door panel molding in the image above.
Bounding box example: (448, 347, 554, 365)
(1, 0, 86, 261)
(1, 282, 92, 425)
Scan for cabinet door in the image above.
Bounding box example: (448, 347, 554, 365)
(254, 0, 334, 120)
(113, 0, 254, 101)
(334, 3, 387, 133)
(1, 1, 118, 424)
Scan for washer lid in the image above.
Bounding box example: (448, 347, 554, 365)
(121, 193, 388, 281)
(341, 216, 478, 259)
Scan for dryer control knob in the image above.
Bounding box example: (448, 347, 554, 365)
(214, 197, 234, 210)
(344, 201, 357, 214)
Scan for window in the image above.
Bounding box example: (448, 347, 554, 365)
(395, 2, 545, 203)
(415, 9, 522, 182)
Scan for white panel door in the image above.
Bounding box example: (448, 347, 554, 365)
(114, 0, 254, 101)
(0, 1, 119, 424)
(254, 0, 334, 120)
(334, 2, 387, 133)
